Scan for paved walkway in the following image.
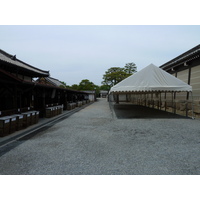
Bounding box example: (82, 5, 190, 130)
(0, 98, 200, 175)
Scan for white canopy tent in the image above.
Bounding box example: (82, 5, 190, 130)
(110, 64, 192, 93)
(109, 64, 193, 118)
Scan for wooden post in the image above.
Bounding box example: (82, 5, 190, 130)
(186, 91, 188, 117)
(13, 85, 18, 110)
(42, 88, 46, 117)
(190, 91, 195, 119)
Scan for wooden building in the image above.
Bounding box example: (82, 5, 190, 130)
(36, 76, 88, 113)
(160, 44, 200, 117)
(0, 49, 49, 113)
(0, 49, 89, 118)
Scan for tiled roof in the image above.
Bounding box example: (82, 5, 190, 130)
(0, 49, 49, 77)
(160, 44, 200, 70)
(45, 77, 66, 87)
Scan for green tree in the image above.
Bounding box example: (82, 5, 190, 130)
(102, 67, 130, 88)
(78, 79, 97, 91)
(102, 63, 137, 88)
(124, 62, 137, 74)
(100, 84, 110, 91)
(71, 84, 79, 90)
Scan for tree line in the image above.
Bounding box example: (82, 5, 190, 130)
(60, 62, 137, 93)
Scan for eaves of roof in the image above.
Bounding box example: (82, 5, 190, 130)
(0, 68, 35, 85)
(160, 44, 200, 70)
(0, 49, 49, 77)
(35, 82, 88, 94)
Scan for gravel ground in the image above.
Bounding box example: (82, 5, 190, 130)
(0, 98, 200, 175)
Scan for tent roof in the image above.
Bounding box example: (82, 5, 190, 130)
(110, 64, 192, 93)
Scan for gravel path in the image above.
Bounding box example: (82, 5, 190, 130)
(0, 98, 200, 175)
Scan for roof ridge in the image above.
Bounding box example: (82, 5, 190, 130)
(47, 77, 60, 81)
(0, 48, 50, 76)
(0, 49, 13, 58)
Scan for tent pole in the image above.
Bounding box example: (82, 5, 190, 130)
(172, 92, 174, 114)
(144, 93, 147, 107)
(159, 92, 161, 110)
(116, 94, 119, 104)
(190, 91, 195, 119)
(174, 92, 176, 114)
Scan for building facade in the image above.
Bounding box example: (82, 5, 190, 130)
(160, 44, 200, 117)
(0, 49, 89, 118)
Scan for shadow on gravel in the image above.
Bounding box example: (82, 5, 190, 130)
(113, 104, 189, 119)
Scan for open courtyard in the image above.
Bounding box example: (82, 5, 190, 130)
(0, 98, 200, 175)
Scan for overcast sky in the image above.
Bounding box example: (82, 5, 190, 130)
(1, 25, 200, 86)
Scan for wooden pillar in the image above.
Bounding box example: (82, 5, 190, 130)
(186, 91, 188, 117)
(19, 91, 22, 111)
(186, 67, 191, 101)
(185, 68, 191, 117)
(42, 88, 46, 117)
(13, 85, 18, 110)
